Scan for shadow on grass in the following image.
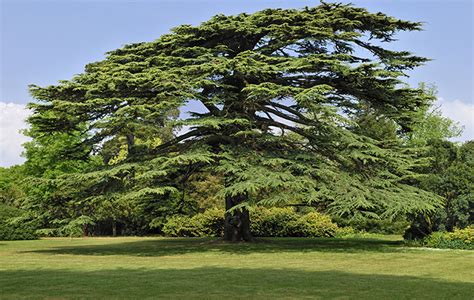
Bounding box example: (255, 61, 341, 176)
(27, 237, 406, 257)
(1, 267, 472, 299)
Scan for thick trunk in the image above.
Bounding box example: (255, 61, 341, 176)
(224, 194, 252, 242)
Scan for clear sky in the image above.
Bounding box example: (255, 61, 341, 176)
(0, 0, 473, 166)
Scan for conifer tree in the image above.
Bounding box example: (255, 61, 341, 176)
(28, 3, 440, 241)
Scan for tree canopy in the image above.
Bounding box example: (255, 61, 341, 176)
(27, 3, 441, 241)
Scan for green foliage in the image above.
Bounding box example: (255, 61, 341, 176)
(287, 212, 339, 237)
(161, 215, 194, 237)
(422, 139, 459, 173)
(23, 4, 444, 239)
(432, 192, 472, 232)
(406, 140, 474, 238)
(0, 166, 27, 207)
(162, 208, 225, 237)
(22, 128, 97, 178)
(60, 216, 96, 238)
(0, 204, 38, 240)
(351, 108, 399, 143)
(186, 173, 224, 210)
(163, 207, 339, 238)
(334, 216, 410, 235)
(428, 141, 474, 230)
(333, 226, 356, 238)
(250, 207, 299, 237)
(407, 83, 462, 147)
(423, 227, 473, 250)
(192, 208, 225, 236)
(36, 216, 96, 238)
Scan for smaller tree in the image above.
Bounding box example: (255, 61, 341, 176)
(427, 141, 474, 231)
(405, 141, 474, 238)
(406, 83, 462, 147)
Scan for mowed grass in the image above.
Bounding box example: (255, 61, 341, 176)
(0, 236, 473, 299)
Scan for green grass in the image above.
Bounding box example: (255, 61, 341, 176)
(0, 236, 473, 299)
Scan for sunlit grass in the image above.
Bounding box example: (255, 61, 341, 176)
(0, 236, 473, 299)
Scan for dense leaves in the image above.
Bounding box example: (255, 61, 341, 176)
(422, 227, 474, 250)
(404, 141, 474, 239)
(0, 204, 38, 240)
(162, 207, 339, 238)
(13, 3, 458, 240)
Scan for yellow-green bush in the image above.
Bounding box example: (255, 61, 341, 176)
(161, 215, 195, 237)
(287, 212, 339, 237)
(162, 208, 225, 237)
(250, 207, 299, 237)
(334, 226, 356, 237)
(191, 208, 225, 236)
(162, 207, 340, 238)
(423, 227, 473, 250)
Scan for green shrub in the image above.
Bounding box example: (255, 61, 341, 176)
(162, 207, 339, 238)
(191, 208, 225, 237)
(0, 204, 38, 240)
(335, 216, 409, 235)
(162, 208, 225, 237)
(334, 226, 356, 238)
(287, 212, 339, 237)
(162, 215, 196, 237)
(251, 207, 339, 238)
(250, 207, 299, 237)
(423, 227, 473, 250)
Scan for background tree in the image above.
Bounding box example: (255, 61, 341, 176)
(28, 3, 440, 241)
(0, 166, 26, 207)
(406, 83, 462, 147)
(419, 141, 473, 234)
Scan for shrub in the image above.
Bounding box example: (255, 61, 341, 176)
(162, 215, 196, 237)
(162, 207, 340, 238)
(251, 207, 339, 238)
(0, 204, 38, 240)
(192, 208, 225, 237)
(162, 208, 225, 237)
(287, 212, 339, 237)
(335, 216, 410, 235)
(250, 207, 299, 237)
(334, 226, 356, 238)
(423, 227, 473, 250)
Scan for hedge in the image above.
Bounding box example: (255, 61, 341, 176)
(162, 207, 339, 238)
(422, 227, 473, 250)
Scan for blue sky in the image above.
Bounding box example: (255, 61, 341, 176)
(0, 0, 473, 166)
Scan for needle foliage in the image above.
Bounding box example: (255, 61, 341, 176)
(27, 3, 441, 239)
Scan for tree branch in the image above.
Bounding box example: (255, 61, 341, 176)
(261, 106, 314, 127)
(267, 102, 309, 121)
(198, 88, 222, 116)
(255, 116, 311, 140)
(153, 128, 206, 153)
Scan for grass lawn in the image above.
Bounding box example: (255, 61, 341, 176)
(0, 236, 473, 299)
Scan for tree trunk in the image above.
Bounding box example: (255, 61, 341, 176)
(112, 220, 117, 237)
(224, 194, 252, 242)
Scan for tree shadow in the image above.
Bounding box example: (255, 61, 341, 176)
(26, 237, 406, 257)
(1, 267, 472, 299)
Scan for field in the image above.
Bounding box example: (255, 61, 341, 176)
(1, 236, 473, 299)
